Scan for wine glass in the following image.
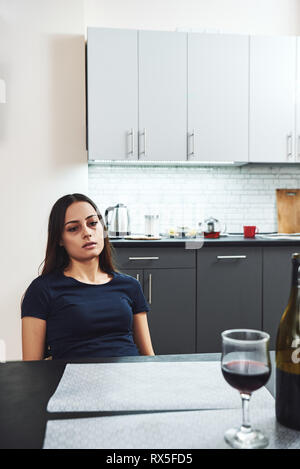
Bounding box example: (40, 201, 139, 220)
(221, 329, 271, 449)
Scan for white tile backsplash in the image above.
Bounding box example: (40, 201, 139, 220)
(88, 163, 300, 234)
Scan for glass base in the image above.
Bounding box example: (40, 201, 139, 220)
(224, 426, 269, 449)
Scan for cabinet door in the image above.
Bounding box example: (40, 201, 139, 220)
(197, 248, 262, 353)
(144, 269, 196, 355)
(188, 33, 249, 163)
(263, 247, 298, 349)
(249, 35, 296, 163)
(138, 31, 187, 161)
(87, 28, 138, 160)
(117, 268, 144, 286)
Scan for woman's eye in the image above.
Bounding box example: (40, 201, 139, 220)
(67, 221, 98, 232)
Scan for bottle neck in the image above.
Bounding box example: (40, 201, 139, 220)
(289, 261, 300, 305)
(291, 261, 300, 287)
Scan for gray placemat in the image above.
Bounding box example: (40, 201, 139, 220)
(47, 361, 274, 413)
(43, 406, 300, 449)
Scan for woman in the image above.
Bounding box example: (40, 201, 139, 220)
(21, 193, 155, 360)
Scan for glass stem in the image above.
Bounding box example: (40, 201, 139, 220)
(240, 393, 252, 433)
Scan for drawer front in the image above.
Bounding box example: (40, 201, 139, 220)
(198, 246, 261, 264)
(113, 247, 196, 269)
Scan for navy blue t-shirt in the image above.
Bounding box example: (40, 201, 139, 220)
(21, 270, 150, 359)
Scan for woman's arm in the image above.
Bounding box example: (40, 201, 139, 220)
(132, 312, 155, 356)
(22, 317, 47, 360)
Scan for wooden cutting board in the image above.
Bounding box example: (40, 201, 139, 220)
(276, 189, 300, 233)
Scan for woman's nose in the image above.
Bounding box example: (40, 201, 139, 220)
(82, 225, 92, 237)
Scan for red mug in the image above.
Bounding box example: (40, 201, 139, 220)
(243, 226, 259, 238)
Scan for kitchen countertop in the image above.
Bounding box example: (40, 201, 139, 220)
(110, 234, 300, 248)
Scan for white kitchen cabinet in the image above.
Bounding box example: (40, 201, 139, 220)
(249, 35, 296, 163)
(87, 28, 300, 165)
(87, 28, 187, 162)
(138, 30, 187, 161)
(188, 33, 249, 163)
(87, 28, 138, 161)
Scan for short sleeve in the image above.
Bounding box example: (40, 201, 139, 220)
(21, 276, 52, 320)
(132, 278, 150, 314)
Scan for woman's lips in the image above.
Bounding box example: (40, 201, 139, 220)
(83, 243, 97, 249)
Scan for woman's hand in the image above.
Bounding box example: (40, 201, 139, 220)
(132, 312, 155, 356)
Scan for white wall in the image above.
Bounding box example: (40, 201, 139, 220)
(0, 0, 87, 360)
(84, 0, 300, 35)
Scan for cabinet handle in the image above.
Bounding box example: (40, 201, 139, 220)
(286, 133, 293, 160)
(129, 257, 159, 260)
(128, 128, 134, 155)
(136, 273, 140, 282)
(217, 255, 247, 260)
(149, 273, 152, 304)
(188, 129, 195, 158)
(139, 128, 146, 157)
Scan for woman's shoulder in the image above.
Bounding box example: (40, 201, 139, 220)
(21, 272, 58, 318)
(113, 271, 139, 285)
(26, 270, 60, 291)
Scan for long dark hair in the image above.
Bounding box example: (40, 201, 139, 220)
(39, 193, 117, 276)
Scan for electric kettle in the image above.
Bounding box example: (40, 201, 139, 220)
(198, 217, 226, 239)
(104, 203, 131, 237)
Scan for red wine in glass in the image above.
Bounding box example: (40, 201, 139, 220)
(222, 360, 271, 394)
(221, 329, 271, 449)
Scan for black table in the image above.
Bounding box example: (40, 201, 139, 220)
(0, 353, 275, 449)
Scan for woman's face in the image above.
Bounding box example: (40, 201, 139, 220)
(60, 201, 105, 262)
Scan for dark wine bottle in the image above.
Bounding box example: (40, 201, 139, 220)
(275, 253, 300, 430)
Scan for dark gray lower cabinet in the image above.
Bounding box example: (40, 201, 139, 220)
(113, 247, 196, 355)
(263, 246, 298, 349)
(113, 243, 300, 356)
(197, 247, 262, 353)
(121, 267, 196, 355)
(145, 268, 195, 355)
